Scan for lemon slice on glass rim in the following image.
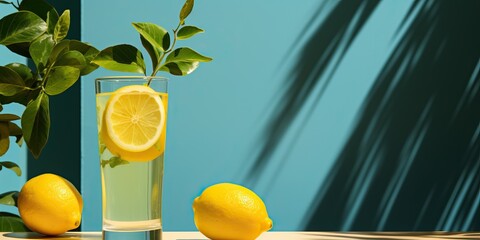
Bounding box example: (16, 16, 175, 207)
(104, 85, 165, 153)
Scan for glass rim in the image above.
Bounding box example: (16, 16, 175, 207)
(95, 76, 168, 82)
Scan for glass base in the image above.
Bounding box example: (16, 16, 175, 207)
(103, 229, 162, 240)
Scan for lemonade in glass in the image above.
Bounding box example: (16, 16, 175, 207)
(95, 77, 167, 239)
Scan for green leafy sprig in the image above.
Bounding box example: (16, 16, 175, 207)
(0, 0, 100, 231)
(92, 0, 212, 83)
(0, 0, 99, 158)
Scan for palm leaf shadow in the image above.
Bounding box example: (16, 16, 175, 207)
(246, 0, 381, 184)
(306, 0, 480, 231)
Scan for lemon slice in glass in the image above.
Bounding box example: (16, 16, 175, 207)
(104, 85, 165, 152)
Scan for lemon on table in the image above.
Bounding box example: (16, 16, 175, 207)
(192, 183, 273, 240)
(17, 173, 83, 236)
(101, 85, 166, 161)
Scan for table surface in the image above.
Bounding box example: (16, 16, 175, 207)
(2, 232, 480, 240)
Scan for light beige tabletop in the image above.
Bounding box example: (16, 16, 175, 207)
(2, 232, 480, 240)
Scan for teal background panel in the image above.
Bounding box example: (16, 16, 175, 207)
(26, 0, 82, 196)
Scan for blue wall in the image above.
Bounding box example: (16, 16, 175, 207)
(1, 0, 478, 233)
(2, 0, 478, 233)
(82, 1, 402, 230)
(78, 0, 480, 231)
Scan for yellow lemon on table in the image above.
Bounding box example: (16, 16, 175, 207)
(100, 85, 167, 161)
(193, 183, 273, 240)
(17, 173, 83, 236)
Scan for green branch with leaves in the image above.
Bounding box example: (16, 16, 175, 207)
(92, 0, 212, 81)
(0, 0, 100, 231)
(0, 0, 99, 158)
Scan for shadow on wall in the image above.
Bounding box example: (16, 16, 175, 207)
(303, 0, 480, 231)
(246, 0, 480, 231)
(246, 0, 381, 184)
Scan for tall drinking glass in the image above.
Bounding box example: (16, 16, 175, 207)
(95, 77, 168, 240)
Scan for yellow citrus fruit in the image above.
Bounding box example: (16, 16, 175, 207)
(101, 85, 166, 161)
(17, 173, 83, 236)
(192, 183, 273, 240)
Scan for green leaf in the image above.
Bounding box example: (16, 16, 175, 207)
(133, 22, 171, 72)
(99, 144, 106, 155)
(5, 63, 34, 86)
(132, 22, 169, 52)
(0, 66, 24, 86)
(0, 162, 21, 176)
(0, 66, 27, 97)
(179, 0, 194, 25)
(68, 42, 100, 75)
(0, 120, 22, 146)
(0, 212, 29, 232)
(140, 35, 160, 73)
(49, 40, 100, 75)
(75, 46, 100, 75)
(46, 10, 59, 35)
(21, 92, 49, 159)
(0, 84, 26, 97)
(49, 40, 70, 62)
(44, 66, 80, 96)
(53, 10, 70, 42)
(5, 0, 55, 54)
(163, 33, 171, 52)
(160, 47, 212, 75)
(92, 44, 146, 75)
(19, 0, 57, 21)
(0, 114, 20, 122)
(0, 11, 47, 45)
(8, 122, 22, 146)
(29, 34, 54, 73)
(177, 26, 204, 40)
(101, 156, 129, 168)
(19, 0, 58, 37)
(54, 50, 87, 71)
(165, 47, 212, 63)
(160, 61, 200, 76)
(0, 88, 39, 107)
(0, 122, 9, 156)
(6, 42, 31, 58)
(0, 191, 19, 206)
